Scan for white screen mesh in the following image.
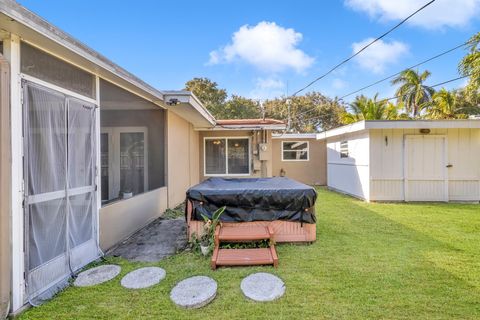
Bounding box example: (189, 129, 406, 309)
(24, 81, 99, 301)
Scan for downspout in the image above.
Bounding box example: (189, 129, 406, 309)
(0, 54, 11, 319)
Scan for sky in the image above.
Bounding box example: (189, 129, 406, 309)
(18, 0, 480, 103)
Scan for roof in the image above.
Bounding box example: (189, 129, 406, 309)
(216, 118, 286, 125)
(316, 120, 480, 140)
(205, 118, 287, 131)
(0, 0, 215, 127)
(195, 118, 286, 131)
(272, 133, 318, 139)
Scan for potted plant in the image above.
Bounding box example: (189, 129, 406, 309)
(198, 206, 226, 256)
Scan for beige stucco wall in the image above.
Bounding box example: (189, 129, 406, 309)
(199, 130, 273, 181)
(272, 138, 327, 185)
(99, 187, 168, 250)
(167, 111, 200, 207)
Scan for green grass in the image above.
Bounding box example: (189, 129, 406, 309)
(19, 188, 480, 319)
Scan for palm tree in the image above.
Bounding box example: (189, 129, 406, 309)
(459, 32, 480, 101)
(342, 94, 400, 124)
(391, 69, 435, 117)
(427, 88, 480, 119)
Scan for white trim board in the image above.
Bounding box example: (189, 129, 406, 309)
(317, 120, 480, 140)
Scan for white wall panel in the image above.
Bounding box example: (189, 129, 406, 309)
(327, 131, 370, 200)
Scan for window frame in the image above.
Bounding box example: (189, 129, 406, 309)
(281, 141, 310, 162)
(101, 126, 149, 204)
(340, 140, 349, 158)
(204, 136, 251, 176)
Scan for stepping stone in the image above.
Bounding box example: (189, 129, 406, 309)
(241, 272, 285, 302)
(74, 265, 121, 287)
(170, 276, 217, 309)
(121, 267, 166, 289)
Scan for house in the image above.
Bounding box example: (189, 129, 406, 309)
(317, 120, 480, 202)
(0, 0, 218, 314)
(272, 133, 326, 186)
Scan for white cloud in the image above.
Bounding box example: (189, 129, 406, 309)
(208, 21, 314, 73)
(345, 0, 480, 29)
(351, 38, 409, 74)
(249, 77, 285, 100)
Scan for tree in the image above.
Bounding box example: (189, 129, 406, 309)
(459, 32, 480, 102)
(341, 94, 402, 124)
(263, 92, 345, 133)
(184, 77, 227, 118)
(391, 69, 435, 117)
(223, 95, 262, 119)
(426, 88, 480, 119)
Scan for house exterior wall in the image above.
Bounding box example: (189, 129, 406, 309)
(0, 53, 11, 319)
(99, 187, 168, 250)
(167, 111, 200, 207)
(369, 128, 480, 202)
(326, 131, 370, 200)
(198, 130, 273, 181)
(272, 138, 327, 185)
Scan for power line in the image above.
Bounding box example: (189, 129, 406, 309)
(290, 0, 436, 97)
(339, 41, 470, 100)
(295, 74, 470, 124)
(294, 39, 470, 119)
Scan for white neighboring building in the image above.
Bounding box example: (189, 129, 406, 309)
(317, 120, 480, 202)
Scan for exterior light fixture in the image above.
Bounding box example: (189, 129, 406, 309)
(166, 98, 180, 106)
(419, 128, 430, 134)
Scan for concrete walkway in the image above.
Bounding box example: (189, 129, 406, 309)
(108, 218, 187, 262)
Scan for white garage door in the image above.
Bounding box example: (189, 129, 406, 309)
(404, 135, 448, 202)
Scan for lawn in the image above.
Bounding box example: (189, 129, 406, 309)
(20, 188, 480, 319)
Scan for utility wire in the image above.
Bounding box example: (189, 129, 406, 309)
(339, 41, 470, 100)
(290, 0, 436, 97)
(294, 39, 471, 119)
(295, 74, 471, 124)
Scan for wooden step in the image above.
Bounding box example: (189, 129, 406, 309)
(211, 247, 278, 269)
(218, 226, 272, 242)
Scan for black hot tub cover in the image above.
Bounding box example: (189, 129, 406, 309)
(186, 177, 317, 223)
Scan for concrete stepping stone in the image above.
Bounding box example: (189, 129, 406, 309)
(170, 276, 217, 309)
(241, 272, 285, 302)
(74, 265, 121, 287)
(121, 267, 166, 289)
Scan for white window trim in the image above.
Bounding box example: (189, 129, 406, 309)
(281, 141, 310, 161)
(204, 136, 251, 176)
(101, 127, 148, 202)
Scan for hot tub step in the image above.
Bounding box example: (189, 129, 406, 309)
(212, 247, 278, 269)
(218, 226, 271, 242)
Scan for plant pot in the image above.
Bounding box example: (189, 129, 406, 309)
(200, 245, 210, 256)
(122, 192, 133, 199)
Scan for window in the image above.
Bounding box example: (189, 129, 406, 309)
(205, 138, 250, 175)
(282, 141, 309, 161)
(100, 79, 166, 206)
(101, 127, 148, 203)
(340, 140, 349, 158)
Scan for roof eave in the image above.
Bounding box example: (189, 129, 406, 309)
(0, 0, 166, 104)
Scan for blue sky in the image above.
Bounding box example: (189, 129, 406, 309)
(18, 0, 480, 102)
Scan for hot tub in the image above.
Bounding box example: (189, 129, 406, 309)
(186, 177, 317, 243)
